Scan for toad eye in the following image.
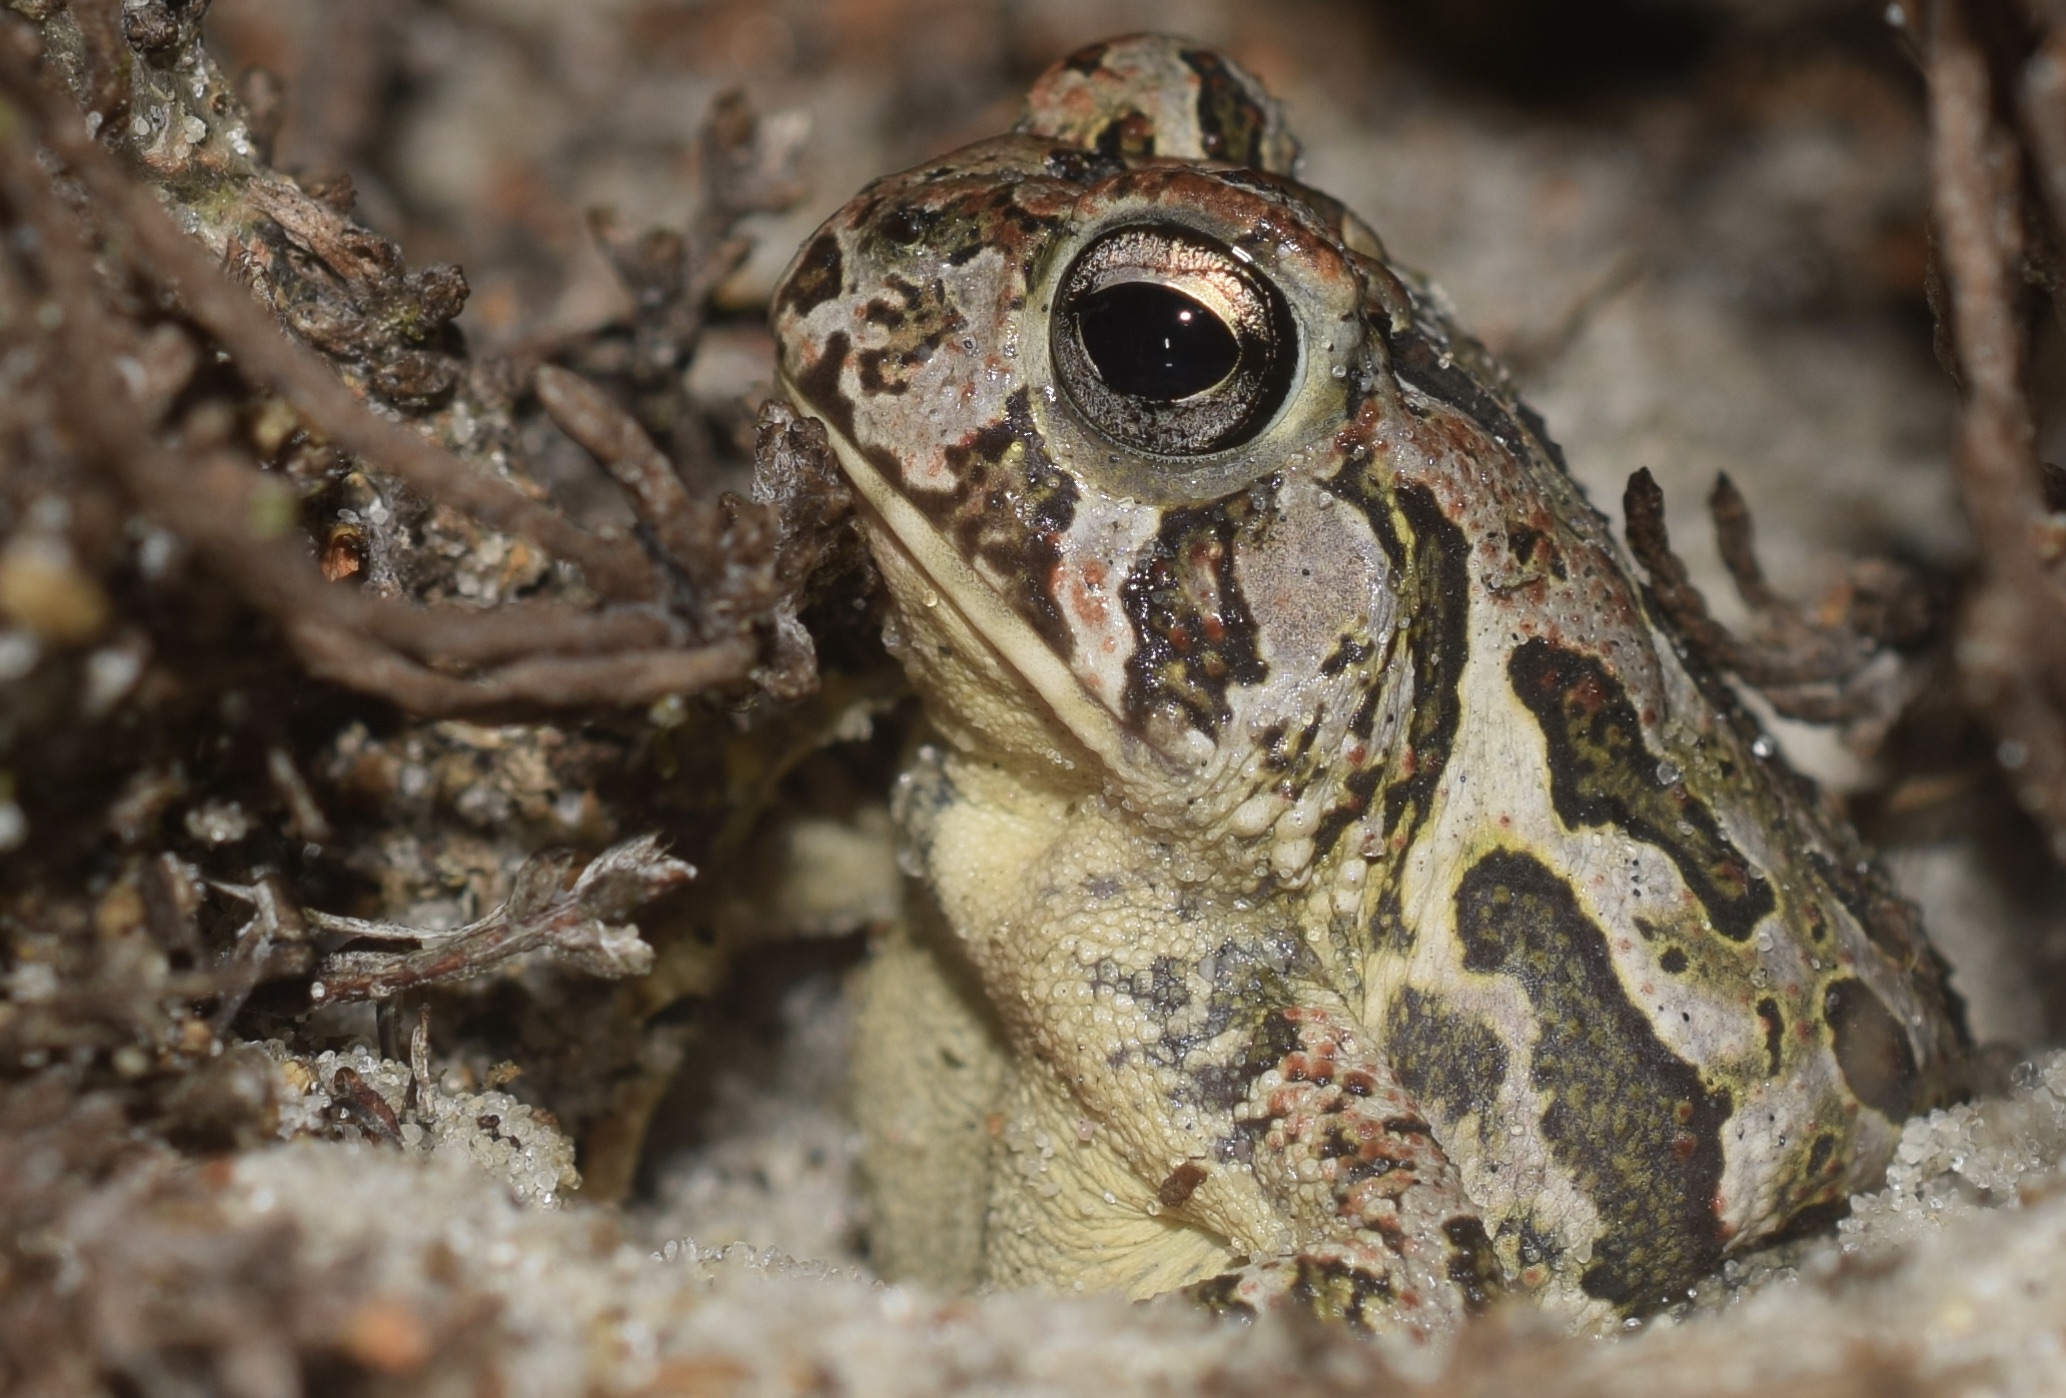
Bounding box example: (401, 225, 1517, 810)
(1073, 283, 1239, 400)
(1053, 227, 1297, 458)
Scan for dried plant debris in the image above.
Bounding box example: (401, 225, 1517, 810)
(1623, 466, 1947, 754)
(1918, 0, 2066, 862)
(303, 835, 690, 1006)
(6, 1052, 2066, 1397)
(258, 1014, 582, 1206)
(0, 0, 845, 731)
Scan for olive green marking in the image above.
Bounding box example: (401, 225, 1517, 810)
(1509, 638, 1775, 942)
(1383, 985, 1508, 1150)
(1119, 482, 1273, 737)
(1184, 1271, 1255, 1319)
(1441, 1216, 1505, 1313)
(1177, 47, 1274, 169)
(1288, 1254, 1395, 1332)
(1454, 848, 1732, 1312)
(1822, 977, 1920, 1120)
(1312, 475, 1470, 936)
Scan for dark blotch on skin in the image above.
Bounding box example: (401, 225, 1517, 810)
(1306, 474, 1467, 889)
(791, 329, 856, 441)
(1061, 41, 1109, 77)
(854, 274, 961, 400)
(875, 203, 936, 247)
(1319, 634, 1375, 677)
(1377, 485, 1470, 848)
(1806, 1132, 1839, 1180)
(1441, 1216, 1504, 1313)
(1384, 320, 1539, 465)
(1289, 1254, 1395, 1332)
(1756, 996, 1784, 1078)
(1092, 112, 1156, 162)
(1509, 638, 1776, 942)
(913, 388, 1078, 656)
(1120, 484, 1272, 737)
(1383, 986, 1508, 1135)
(1157, 1162, 1209, 1208)
(1823, 977, 1920, 1120)
(1505, 523, 1567, 580)
(1184, 1271, 1257, 1319)
(1044, 146, 1126, 185)
(1509, 1212, 1566, 1273)
(1129, 942, 1305, 1127)
(1179, 46, 1272, 168)
(987, 391, 1079, 653)
(1454, 848, 1732, 1311)
(777, 231, 845, 319)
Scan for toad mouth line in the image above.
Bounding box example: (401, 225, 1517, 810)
(781, 375, 1145, 778)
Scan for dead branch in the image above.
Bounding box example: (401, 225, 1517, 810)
(585, 91, 805, 393)
(1923, 0, 2066, 855)
(534, 364, 800, 653)
(0, 21, 814, 717)
(751, 401, 863, 699)
(0, 33, 661, 604)
(1623, 468, 1942, 750)
(207, 872, 315, 1032)
(303, 835, 692, 1004)
(535, 364, 710, 566)
(0, 118, 751, 713)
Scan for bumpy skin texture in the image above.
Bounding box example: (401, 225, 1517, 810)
(773, 35, 1964, 1335)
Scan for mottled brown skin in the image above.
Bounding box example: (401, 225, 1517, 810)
(774, 35, 1964, 1337)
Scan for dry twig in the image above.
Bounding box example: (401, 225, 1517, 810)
(1623, 468, 1943, 751)
(0, 34, 659, 603)
(1919, 0, 2066, 855)
(0, 23, 816, 716)
(304, 835, 692, 1005)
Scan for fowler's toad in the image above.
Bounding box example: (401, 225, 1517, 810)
(772, 34, 1963, 1336)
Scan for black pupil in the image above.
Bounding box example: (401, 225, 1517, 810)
(1073, 283, 1240, 401)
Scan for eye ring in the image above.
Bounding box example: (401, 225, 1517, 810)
(1052, 226, 1297, 458)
